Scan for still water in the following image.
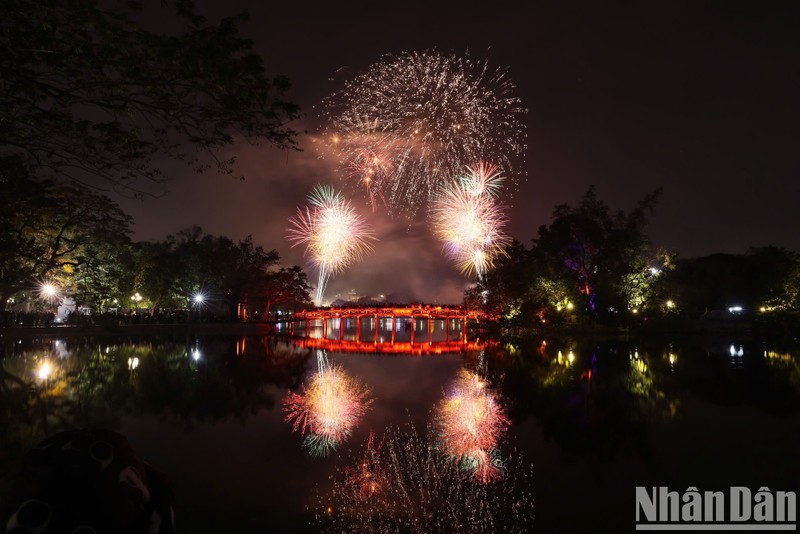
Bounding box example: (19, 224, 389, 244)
(1, 329, 799, 532)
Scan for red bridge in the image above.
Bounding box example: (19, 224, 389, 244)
(275, 305, 483, 345)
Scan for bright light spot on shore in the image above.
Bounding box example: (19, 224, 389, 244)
(194, 293, 205, 304)
(728, 306, 743, 313)
(631, 308, 639, 314)
(192, 349, 201, 361)
(567, 351, 575, 363)
(37, 361, 53, 380)
(666, 300, 675, 308)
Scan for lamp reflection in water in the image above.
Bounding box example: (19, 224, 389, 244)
(435, 369, 510, 483)
(284, 350, 373, 457)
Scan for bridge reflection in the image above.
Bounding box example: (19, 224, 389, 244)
(275, 305, 482, 354)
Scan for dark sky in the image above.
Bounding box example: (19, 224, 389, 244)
(121, 1, 800, 303)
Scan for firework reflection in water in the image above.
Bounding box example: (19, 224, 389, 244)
(435, 369, 511, 483)
(284, 351, 373, 457)
(317, 423, 534, 533)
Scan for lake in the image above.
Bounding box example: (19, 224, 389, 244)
(1, 331, 798, 532)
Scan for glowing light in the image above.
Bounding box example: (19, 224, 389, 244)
(287, 185, 376, 306)
(567, 351, 575, 364)
(37, 360, 53, 380)
(192, 348, 201, 361)
(37, 282, 59, 303)
(128, 357, 139, 370)
(434, 370, 509, 483)
(728, 306, 743, 313)
(431, 163, 510, 277)
(631, 308, 639, 314)
(566, 301, 574, 311)
(284, 362, 373, 457)
(322, 50, 526, 213)
(668, 353, 677, 365)
(131, 292, 143, 302)
(665, 300, 675, 308)
(193, 293, 205, 304)
(649, 267, 661, 276)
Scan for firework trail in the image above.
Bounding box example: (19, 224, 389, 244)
(287, 184, 376, 306)
(322, 50, 526, 213)
(431, 162, 511, 277)
(435, 369, 510, 483)
(284, 351, 373, 457)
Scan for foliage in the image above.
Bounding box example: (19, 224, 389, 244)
(259, 266, 314, 315)
(533, 185, 664, 319)
(660, 247, 800, 316)
(0, 170, 132, 311)
(120, 227, 312, 319)
(1, 0, 300, 195)
(467, 186, 669, 327)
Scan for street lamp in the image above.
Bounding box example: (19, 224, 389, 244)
(38, 282, 60, 303)
(190, 292, 205, 323)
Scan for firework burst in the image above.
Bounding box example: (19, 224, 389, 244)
(287, 184, 376, 306)
(284, 358, 373, 457)
(435, 369, 510, 483)
(431, 163, 511, 277)
(322, 50, 526, 213)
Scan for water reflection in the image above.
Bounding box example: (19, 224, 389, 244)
(434, 369, 509, 483)
(1, 334, 799, 531)
(283, 351, 373, 457)
(475, 337, 800, 456)
(318, 423, 535, 533)
(0, 337, 312, 461)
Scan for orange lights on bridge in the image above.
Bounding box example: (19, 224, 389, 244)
(274, 305, 484, 354)
(294, 338, 482, 355)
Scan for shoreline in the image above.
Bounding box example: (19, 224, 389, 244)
(0, 322, 275, 339)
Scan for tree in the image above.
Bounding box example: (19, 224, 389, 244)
(71, 232, 135, 312)
(464, 240, 536, 319)
(662, 247, 800, 317)
(260, 266, 313, 317)
(1, 0, 300, 195)
(224, 236, 280, 319)
(534, 186, 665, 321)
(0, 169, 132, 312)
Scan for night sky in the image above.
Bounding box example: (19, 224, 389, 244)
(121, 1, 799, 303)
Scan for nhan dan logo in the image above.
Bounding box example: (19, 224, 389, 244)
(636, 486, 797, 531)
